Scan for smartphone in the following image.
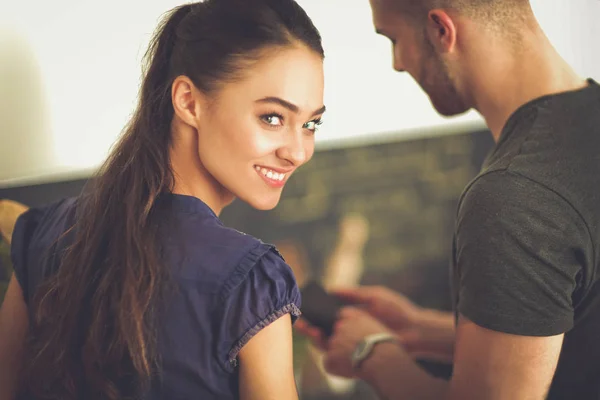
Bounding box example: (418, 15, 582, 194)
(299, 281, 346, 337)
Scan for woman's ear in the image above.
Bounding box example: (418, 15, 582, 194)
(426, 10, 457, 53)
(171, 76, 204, 129)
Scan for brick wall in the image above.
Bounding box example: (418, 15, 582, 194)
(0, 129, 494, 310)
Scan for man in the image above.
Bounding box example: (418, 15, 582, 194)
(298, 0, 600, 398)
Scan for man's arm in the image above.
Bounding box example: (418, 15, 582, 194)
(359, 315, 562, 400)
(447, 315, 562, 399)
(321, 308, 562, 400)
(401, 307, 455, 364)
(321, 307, 448, 400)
(360, 319, 563, 400)
(358, 340, 448, 400)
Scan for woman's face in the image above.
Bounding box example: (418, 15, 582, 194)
(185, 45, 325, 212)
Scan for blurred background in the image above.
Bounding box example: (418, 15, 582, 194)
(1, 1, 598, 399)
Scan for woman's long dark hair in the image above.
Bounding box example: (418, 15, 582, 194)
(19, 1, 323, 399)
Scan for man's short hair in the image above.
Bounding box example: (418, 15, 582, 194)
(389, 0, 530, 26)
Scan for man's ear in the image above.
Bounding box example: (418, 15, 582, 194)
(426, 10, 457, 53)
(171, 75, 204, 129)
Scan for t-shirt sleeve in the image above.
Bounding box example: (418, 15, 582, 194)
(214, 245, 301, 372)
(455, 171, 592, 336)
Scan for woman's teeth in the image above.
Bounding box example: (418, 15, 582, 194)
(254, 165, 286, 181)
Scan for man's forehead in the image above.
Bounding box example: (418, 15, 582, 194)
(370, 0, 389, 14)
(370, 0, 404, 23)
(371, 0, 404, 13)
(370, 0, 403, 33)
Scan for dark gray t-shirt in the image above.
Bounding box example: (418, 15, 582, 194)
(452, 79, 600, 399)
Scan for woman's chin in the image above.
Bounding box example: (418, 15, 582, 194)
(246, 193, 282, 211)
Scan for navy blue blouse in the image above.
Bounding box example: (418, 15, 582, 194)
(11, 193, 301, 399)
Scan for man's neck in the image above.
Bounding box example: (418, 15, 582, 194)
(468, 27, 587, 142)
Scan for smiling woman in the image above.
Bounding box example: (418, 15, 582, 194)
(169, 44, 325, 213)
(0, 1, 324, 400)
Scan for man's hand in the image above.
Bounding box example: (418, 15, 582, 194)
(295, 285, 456, 363)
(296, 304, 449, 400)
(294, 286, 421, 349)
(334, 286, 456, 363)
(322, 307, 392, 379)
(332, 286, 422, 332)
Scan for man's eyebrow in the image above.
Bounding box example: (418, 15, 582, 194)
(375, 28, 397, 45)
(376, 28, 393, 39)
(256, 97, 326, 117)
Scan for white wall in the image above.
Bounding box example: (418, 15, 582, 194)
(1, 0, 598, 185)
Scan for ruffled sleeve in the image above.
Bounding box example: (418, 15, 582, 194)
(213, 245, 301, 372)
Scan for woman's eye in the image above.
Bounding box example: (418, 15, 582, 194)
(262, 114, 283, 126)
(303, 119, 323, 132)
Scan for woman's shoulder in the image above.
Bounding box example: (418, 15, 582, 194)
(218, 240, 291, 298)
(161, 212, 290, 285)
(171, 223, 290, 286)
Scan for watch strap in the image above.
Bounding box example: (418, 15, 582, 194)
(351, 332, 399, 370)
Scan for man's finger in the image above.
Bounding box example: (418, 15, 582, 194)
(338, 306, 365, 319)
(294, 318, 310, 331)
(294, 319, 321, 338)
(330, 287, 373, 304)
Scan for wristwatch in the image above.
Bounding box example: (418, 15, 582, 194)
(351, 332, 399, 370)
